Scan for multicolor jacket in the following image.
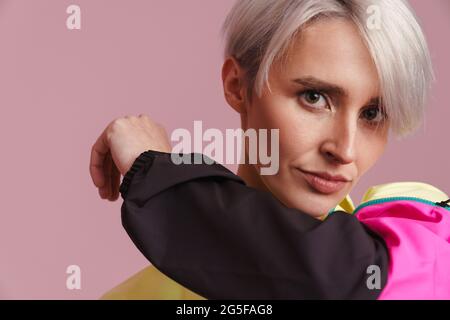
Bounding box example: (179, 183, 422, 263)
(101, 151, 450, 300)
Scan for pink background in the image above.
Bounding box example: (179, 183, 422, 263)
(0, 0, 448, 299)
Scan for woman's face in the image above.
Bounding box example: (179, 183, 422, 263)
(223, 18, 390, 218)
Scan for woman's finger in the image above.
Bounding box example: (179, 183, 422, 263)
(109, 161, 121, 201)
(89, 131, 109, 189)
(101, 151, 113, 199)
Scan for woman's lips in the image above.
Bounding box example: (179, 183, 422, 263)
(298, 170, 348, 194)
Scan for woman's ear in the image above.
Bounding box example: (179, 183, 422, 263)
(222, 56, 248, 114)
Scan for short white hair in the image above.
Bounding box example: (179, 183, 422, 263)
(221, 0, 434, 138)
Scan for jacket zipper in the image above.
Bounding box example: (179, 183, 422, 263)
(436, 199, 450, 208)
(351, 196, 450, 216)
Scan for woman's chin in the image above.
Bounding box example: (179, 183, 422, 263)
(292, 187, 344, 218)
(297, 203, 332, 219)
(263, 176, 345, 218)
(276, 191, 335, 219)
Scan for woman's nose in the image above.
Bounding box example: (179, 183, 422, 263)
(320, 119, 357, 165)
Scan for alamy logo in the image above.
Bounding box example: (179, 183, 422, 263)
(66, 265, 81, 290)
(366, 265, 381, 290)
(170, 121, 280, 175)
(366, 5, 381, 30)
(66, 5, 81, 30)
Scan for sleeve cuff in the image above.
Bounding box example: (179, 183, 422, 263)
(119, 150, 169, 198)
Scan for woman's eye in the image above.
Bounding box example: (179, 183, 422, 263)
(361, 106, 386, 125)
(298, 90, 328, 109)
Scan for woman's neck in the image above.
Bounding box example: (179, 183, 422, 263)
(237, 163, 327, 221)
(237, 163, 270, 193)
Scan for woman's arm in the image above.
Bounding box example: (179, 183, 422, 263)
(119, 150, 389, 300)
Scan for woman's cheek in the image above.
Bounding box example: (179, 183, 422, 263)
(363, 135, 388, 170)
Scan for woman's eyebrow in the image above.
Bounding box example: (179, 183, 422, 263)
(367, 97, 381, 106)
(291, 76, 348, 98)
(292, 76, 381, 107)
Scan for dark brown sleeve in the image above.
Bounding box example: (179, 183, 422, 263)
(119, 150, 389, 299)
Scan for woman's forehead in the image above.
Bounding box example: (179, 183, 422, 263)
(274, 19, 380, 100)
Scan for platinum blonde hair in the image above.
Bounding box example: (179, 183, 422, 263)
(221, 0, 434, 138)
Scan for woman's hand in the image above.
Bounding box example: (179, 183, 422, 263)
(89, 114, 172, 201)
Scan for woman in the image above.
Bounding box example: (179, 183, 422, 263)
(90, 0, 449, 299)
